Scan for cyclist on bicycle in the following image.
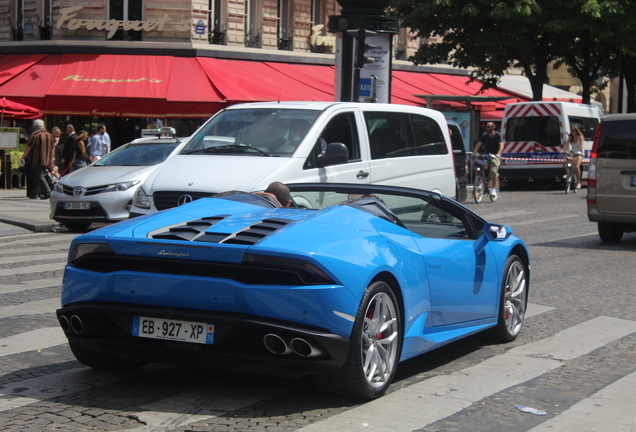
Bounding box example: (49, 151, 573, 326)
(473, 122, 504, 199)
(560, 124, 584, 190)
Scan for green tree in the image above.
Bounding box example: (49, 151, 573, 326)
(553, 1, 628, 104)
(391, 0, 628, 104)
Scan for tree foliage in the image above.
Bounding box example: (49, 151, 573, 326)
(391, 0, 636, 107)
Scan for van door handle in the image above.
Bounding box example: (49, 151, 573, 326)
(357, 170, 369, 179)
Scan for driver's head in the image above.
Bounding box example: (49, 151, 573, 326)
(265, 182, 291, 207)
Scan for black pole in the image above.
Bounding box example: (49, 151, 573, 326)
(340, 32, 354, 101)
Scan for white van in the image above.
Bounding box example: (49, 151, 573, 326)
(500, 101, 603, 184)
(130, 101, 456, 216)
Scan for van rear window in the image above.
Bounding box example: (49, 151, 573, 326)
(505, 116, 561, 147)
(597, 120, 636, 159)
(568, 116, 600, 139)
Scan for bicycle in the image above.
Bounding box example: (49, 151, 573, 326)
(561, 151, 580, 194)
(473, 153, 499, 203)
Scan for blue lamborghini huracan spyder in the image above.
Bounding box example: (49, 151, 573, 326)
(57, 183, 529, 399)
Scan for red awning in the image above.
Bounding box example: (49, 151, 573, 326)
(0, 54, 61, 110)
(196, 58, 334, 102)
(0, 54, 47, 86)
(44, 54, 172, 116)
(0, 53, 527, 117)
(481, 110, 505, 120)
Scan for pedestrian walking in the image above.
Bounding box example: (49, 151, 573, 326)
(61, 124, 77, 175)
(92, 124, 109, 162)
(73, 130, 91, 170)
(88, 129, 97, 162)
(100, 123, 111, 154)
(20, 119, 54, 200)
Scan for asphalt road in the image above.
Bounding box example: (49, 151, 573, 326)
(1, 184, 635, 432)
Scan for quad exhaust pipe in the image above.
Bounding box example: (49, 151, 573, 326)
(59, 315, 70, 333)
(58, 314, 89, 335)
(263, 334, 291, 355)
(263, 334, 323, 358)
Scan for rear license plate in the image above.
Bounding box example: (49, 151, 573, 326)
(63, 202, 90, 210)
(132, 316, 214, 344)
(631, 176, 636, 187)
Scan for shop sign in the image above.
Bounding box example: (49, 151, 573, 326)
(91, 109, 122, 116)
(63, 75, 163, 84)
(310, 25, 336, 51)
(56, 6, 190, 39)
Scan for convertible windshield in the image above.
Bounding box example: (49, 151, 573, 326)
(94, 141, 180, 167)
(181, 108, 321, 156)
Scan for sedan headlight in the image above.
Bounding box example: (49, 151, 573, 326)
(103, 180, 139, 192)
(133, 186, 151, 209)
(53, 183, 64, 193)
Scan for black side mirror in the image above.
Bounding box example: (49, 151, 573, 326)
(317, 142, 349, 168)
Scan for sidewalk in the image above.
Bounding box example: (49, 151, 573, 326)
(0, 188, 59, 233)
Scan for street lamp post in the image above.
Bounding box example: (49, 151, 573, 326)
(328, 0, 399, 103)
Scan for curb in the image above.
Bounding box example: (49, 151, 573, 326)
(0, 216, 58, 232)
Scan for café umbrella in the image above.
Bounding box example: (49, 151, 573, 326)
(0, 97, 41, 122)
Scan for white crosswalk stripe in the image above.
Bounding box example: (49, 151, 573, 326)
(0, 298, 59, 319)
(0, 368, 132, 412)
(527, 370, 636, 432)
(299, 316, 636, 431)
(0, 252, 68, 265)
(1, 234, 635, 432)
(0, 278, 62, 294)
(130, 385, 281, 432)
(0, 262, 66, 276)
(0, 328, 68, 358)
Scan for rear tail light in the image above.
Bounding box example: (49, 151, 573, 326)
(242, 254, 334, 285)
(587, 123, 603, 188)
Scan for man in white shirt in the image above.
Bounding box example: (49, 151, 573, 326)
(100, 123, 111, 154)
(92, 125, 110, 162)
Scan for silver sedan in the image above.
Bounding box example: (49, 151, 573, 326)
(50, 135, 187, 231)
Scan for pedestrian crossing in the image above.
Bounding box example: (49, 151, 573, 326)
(0, 231, 635, 432)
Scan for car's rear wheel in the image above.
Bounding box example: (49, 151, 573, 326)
(598, 222, 623, 243)
(69, 341, 145, 371)
(62, 221, 92, 232)
(490, 255, 528, 342)
(315, 281, 402, 399)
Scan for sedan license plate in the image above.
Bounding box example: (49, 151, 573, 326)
(63, 202, 90, 210)
(132, 316, 214, 345)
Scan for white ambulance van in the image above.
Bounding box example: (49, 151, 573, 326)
(130, 101, 456, 216)
(500, 101, 603, 184)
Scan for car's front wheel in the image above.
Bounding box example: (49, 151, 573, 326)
(490, 255, 528, 342)
(316, 281, 402, 399)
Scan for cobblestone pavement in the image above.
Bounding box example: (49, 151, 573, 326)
(0, 185, 635, 432)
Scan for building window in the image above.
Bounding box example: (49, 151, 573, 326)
(311, 0, 324, 26)
(209, 0, 226, 45)
(110, 0, 143, 41)
(278, 0, 292, 51)
(40, 0, 52, 39)
(13, 0, 24, 40)
(245, 0, 261, 48)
